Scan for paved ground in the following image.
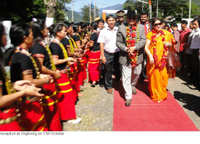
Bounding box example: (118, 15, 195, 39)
(63, 75, 200, 131)
(167, 75, 200, 130)
(63, 81, 113, 131)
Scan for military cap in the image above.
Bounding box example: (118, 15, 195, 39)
(116, 10, 125, 17)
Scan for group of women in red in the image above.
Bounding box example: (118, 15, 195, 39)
(0, 18, 105, 131)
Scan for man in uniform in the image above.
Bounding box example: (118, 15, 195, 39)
(115, 10, 125, 27)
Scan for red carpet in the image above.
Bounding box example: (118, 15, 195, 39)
(113, 81, 199, 131)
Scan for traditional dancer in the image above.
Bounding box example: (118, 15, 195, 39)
(10, 23, 51, 131)
(65, 23, 84, 97)
(49, 23, 81, 124)
(61, 21, 83, 99)
(72, 24, 87, 90)
(0, 22, 44, 131)
(30, 19, 62, 131)
(88, 22, 101, 87)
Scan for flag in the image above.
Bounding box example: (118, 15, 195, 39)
(91, 1, 94, 9)
(149, 0, 151, 5)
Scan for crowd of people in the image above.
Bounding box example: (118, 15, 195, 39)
(170, 19, 200, 88)
(0, 15, 107, 131)
(0, 8, 199, 131)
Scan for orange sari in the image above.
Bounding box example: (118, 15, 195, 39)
(146, 30, 175, 102)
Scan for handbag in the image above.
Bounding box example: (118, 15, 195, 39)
(167, 49, 181, 69)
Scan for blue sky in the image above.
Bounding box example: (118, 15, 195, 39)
(65, 0, 126, 12)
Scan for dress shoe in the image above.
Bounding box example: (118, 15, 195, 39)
(107, 88, 112, 94)
(132, 88, 137, 94)
(125, 99, 132, 107)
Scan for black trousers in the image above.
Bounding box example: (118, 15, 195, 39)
(140, 52, 147, 80)
(191, 49, 199, 85)
(179, 51, 186, 72)
(104, 51, 121, 89)
(185, 53, 192, 79)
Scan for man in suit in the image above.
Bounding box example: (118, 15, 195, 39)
(116, 10, 146, 106)
(139, 11, 152, 84)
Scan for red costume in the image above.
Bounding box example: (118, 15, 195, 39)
(88, 51, 101, 82)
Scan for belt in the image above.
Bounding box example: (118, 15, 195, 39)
(91, 50, 100, 53)
(104, 50, 119, 54)
(0, 113, 21, 125)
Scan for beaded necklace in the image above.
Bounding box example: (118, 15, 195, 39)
(125, 24, 140, 67)
(66, 36, 75, 53)
(76, 33, 83, 41)
(70, 37, 78, 49)
(53, 39, 70, 67)
(17, 47, 40, 79)
(39, 41, 57, 71)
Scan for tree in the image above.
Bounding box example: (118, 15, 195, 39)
(81, 4, 99, 23)
(123, 0, 135, 10)
(54, 0, 72, 22)
(123, 0, 200, 21)
(188, 2, 200, 18)
(0, 0, 71, 23)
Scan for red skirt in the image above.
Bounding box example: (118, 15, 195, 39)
(84, 48, 90, 66)
(77, 58, 85, 86)
(0, 106, 21, 131)
(55, 72, 76, 121)
(73, 62, 80, 92)
(83, 59, 87, 80)
(74, 62, 78, 75)
(68, 65, 78, 102)
(18, 100, 48, 131)
(88, 51, 101, 82)
(42, 83, 62, 131)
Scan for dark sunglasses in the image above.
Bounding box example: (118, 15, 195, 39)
(154, 23, 162, 26)
(128, 17, 136, 20)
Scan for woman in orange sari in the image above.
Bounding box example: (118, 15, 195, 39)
(145, 18, 175, 103)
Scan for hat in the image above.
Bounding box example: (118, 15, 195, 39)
(126, 10, 136, 18)
(116, 10, 125, 17)
(95, 17, 100, 21)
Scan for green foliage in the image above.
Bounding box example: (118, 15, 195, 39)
(54, 0, 72, 23)
(122, 0, 200, 20)
(189, 2, 200, 17)
(81, 4, 99, 23)
(0, 0, 34, 23)
(66, 11, 82, 23)
(0, 0, 71, 24)
(123, 0, 135, 10)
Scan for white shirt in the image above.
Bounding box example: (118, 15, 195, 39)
(190, 28, 200, 52)
(104, 22, 108, 28)
(97, 26, 120, 53)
